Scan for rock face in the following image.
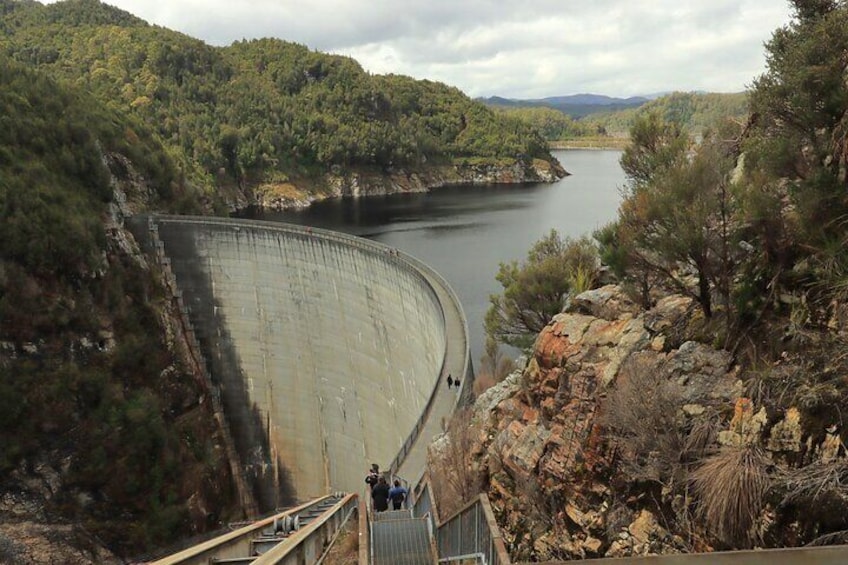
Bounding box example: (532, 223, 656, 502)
(457, 285, 848, 560)
(254, 157, 568, 209)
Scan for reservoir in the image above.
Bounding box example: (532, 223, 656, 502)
(243, 149, 626, 365)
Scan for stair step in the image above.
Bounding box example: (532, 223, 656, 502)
(372, 517, 432, 565)
(251, 537, 284, 554)
(374, 509, 413, 521)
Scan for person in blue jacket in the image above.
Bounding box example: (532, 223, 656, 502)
(388, 479, 408, 510)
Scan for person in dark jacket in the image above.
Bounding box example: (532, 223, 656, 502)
(372, 476, 390, 512)
(389, 479, 408, 510)
(365, 464, 379, 492)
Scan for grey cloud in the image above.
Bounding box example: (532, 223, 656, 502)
(53, 0, 793, 98)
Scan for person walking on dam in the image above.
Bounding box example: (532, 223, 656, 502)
(389, 479, 408, 510)
(372, 476, 390, 512)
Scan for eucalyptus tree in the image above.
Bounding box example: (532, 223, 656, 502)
(485, 231, 598, 349)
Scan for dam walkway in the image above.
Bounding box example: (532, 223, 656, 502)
(388, 246, 471, 485)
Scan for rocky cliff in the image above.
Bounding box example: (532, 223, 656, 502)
(450, 285, 848, 560)
(253, 157, 567, 210)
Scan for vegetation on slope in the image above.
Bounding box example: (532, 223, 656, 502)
(484, 231, 598, 349)
(0, 54, 233, 558)
(490, 91, 749, 145)
(0, 0, 553, 197)
(601, 0, 848, 333)
(589, 91, 749, 137)
(482, 0, 848, 554)
(488, 0, 848, 359)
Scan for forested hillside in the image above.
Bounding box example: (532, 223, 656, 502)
(490, 91, 749, 143)
(479, 93, 648, 118)
(590, 91, 749, 136)
(0, 53, 236, 561)
(0, 0, 554, 201)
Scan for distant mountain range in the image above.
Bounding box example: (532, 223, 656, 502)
(477, 93, 651, 118)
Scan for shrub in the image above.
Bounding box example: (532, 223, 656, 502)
(485, 231, 598, 349)
(474, 337, 516, 396)
(428, 408, 482, 519)
(602, 352, 688, 487)
(691, 445, 770, 547)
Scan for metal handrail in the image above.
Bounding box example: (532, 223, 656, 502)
(412, 474, 510, 565)
(151, 495, 346, 565)
(252, 495, 358, 564)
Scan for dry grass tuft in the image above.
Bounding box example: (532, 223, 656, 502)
(472, 371, 497, 397)
(691, 445, 771, 547)
(474, 338, 516, 396)
(779, 459, 848, 506)
(320, 522, 358, 564)
(602, 352, 687, 486)
(428, 408, 483, 519)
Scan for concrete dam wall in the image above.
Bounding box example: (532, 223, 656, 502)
(130, 216, 470, 509)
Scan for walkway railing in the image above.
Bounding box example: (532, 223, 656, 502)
(435, 495, 510, 565)
(151, 493, 357, 565)
(411, 475, 510, 565)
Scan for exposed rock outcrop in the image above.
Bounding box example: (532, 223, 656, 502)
(254, 157, 568, 209)
(454, 284, 848, 560)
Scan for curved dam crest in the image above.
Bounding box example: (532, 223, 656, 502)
(129, 215, 470, 509)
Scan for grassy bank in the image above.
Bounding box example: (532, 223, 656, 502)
(550, 137, 629, 150)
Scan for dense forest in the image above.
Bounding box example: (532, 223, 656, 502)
(592, 91, 749, 136)
(0, 52, 234, 559)
(0, 0, 553, 200)
(479, 93, 649, 118)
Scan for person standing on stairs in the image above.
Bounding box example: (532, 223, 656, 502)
(372, 476, 390, 512)
(365, 464, 379, 492)
(389, 479, 408, 510)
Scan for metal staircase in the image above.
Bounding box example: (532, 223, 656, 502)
(209, 494, 347, 564)
(371, 509, 435, 565)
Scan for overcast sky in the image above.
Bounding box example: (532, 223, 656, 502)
(55, 0, 795, 99)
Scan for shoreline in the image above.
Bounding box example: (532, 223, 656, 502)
(549, 138, 629, 150)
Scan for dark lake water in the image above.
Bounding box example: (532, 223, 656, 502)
(241, 149, 626, 365)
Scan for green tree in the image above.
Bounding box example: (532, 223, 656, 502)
(491, 106, 593, 141)
(485, 231, 598, 348)
(744, 0, 848, 299)
(619, 111, 689, 190)
(609, 112, 740, 318)
(595, 112, 689, 308)
(627, 133, 737, 317)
